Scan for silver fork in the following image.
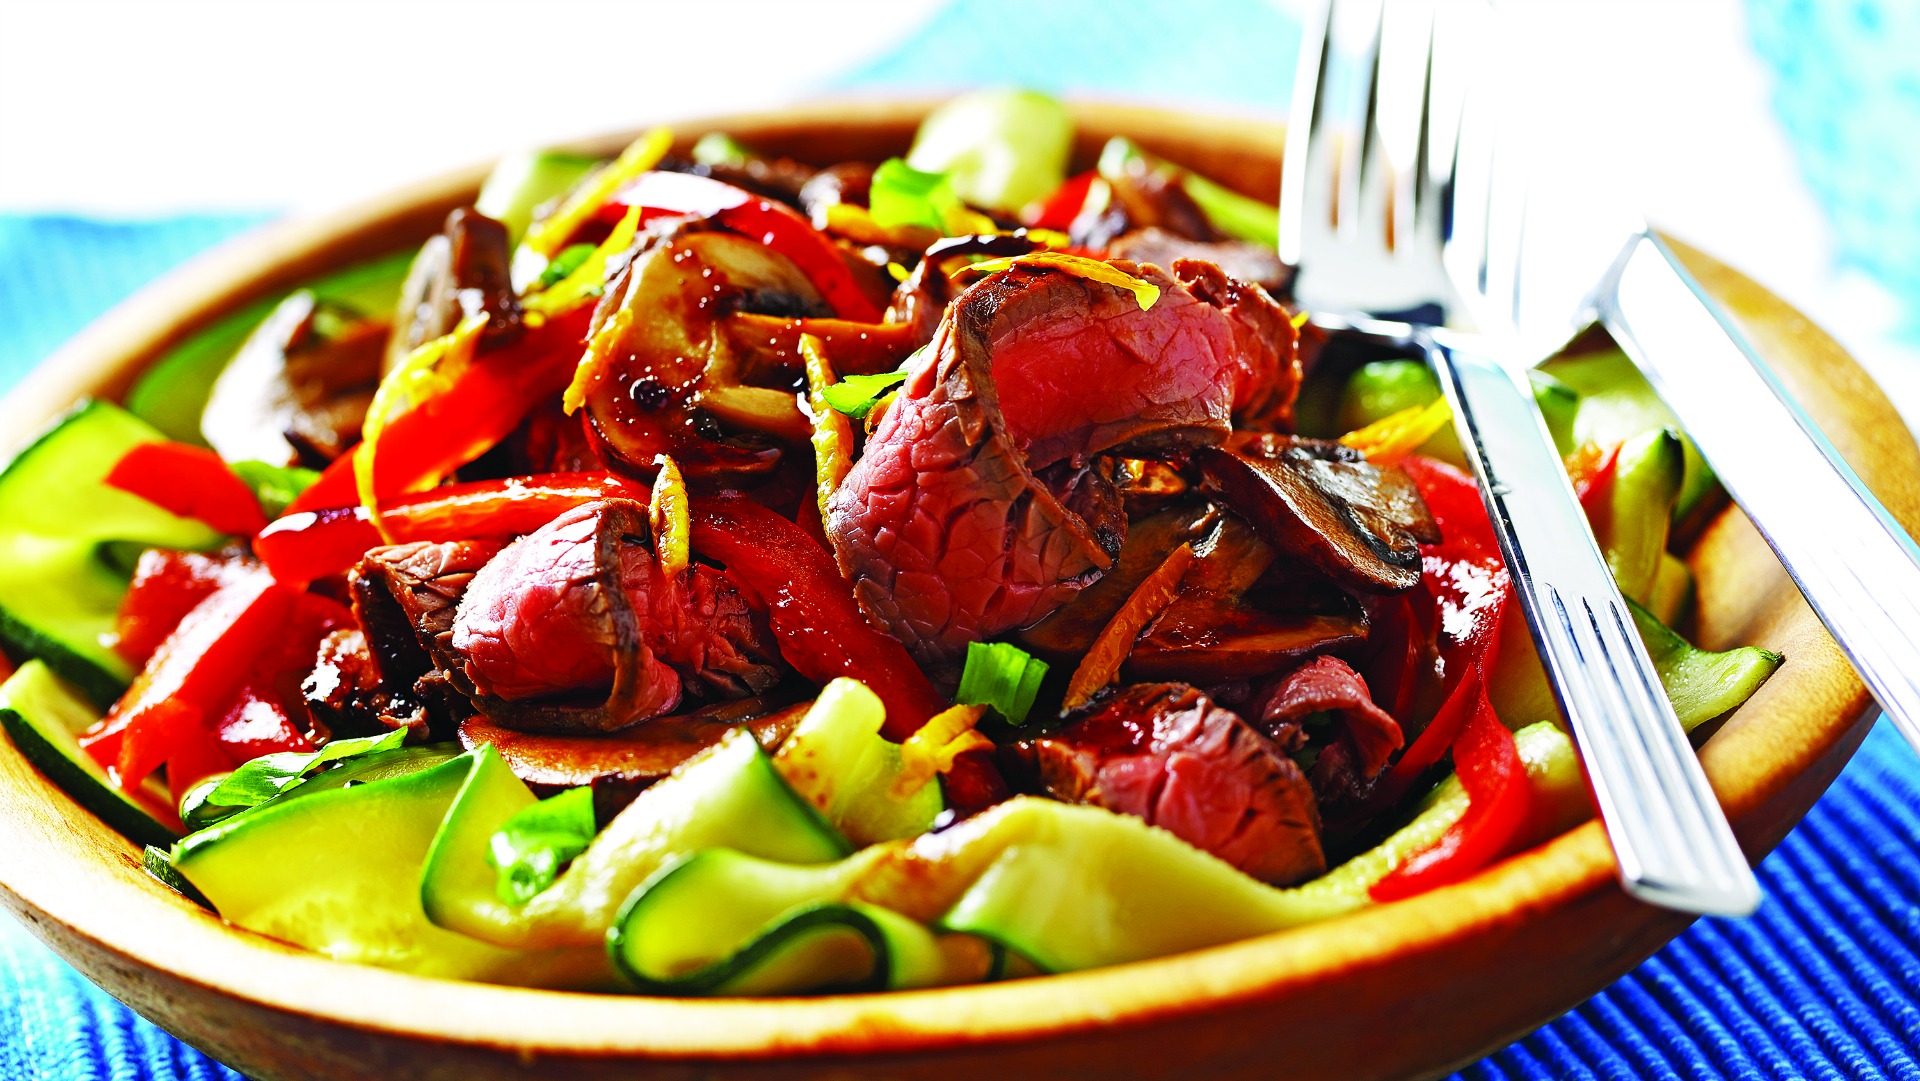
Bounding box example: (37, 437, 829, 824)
(1280, 0, 1761, 916)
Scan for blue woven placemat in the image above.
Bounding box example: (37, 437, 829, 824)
(4, 1, 1920, 1076)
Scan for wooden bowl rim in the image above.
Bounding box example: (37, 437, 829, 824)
(0, 98, 1887, 1063)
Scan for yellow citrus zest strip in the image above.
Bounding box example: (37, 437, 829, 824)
(821, 202, 940, 250)
(356, 311, 489, 537)
(1291, 309, 1312, 330)
(1065, 542, 1195, 709)
(523, 126, 671, 258)
(968, 252, 1160, 311)
(892, 704, 992, 800)
(649, 454, 690, 578)
(556, 209, 645, 420)
(1338, 397, 1454, 466)
(528, 202, 645, 319)
(798, 333, 855, 520)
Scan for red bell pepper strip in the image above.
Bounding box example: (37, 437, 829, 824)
(162, 719, 240, 810)
(1571, 441, 1623, 517)
(1331, 456, 1513, 835)
(112, 549, 245, 666)
(82, 569, 297, 789)
(256, 472, 650, 583)
(1025, 170, 1098, 232)
(283, 304, 598, 516)
(1368, 677, 1534, 901)
(689, 494, 944, 733)
(1396, 455, 1511, 697)
(0, 649, 13, 684)
(105, 442, 265, 536)
(601, 171, 885, 323)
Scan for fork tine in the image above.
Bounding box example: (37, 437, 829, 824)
(1435, 0, 1530, 337)
(1278, 0, 1335, 267)
(1369, 0, 1434, 253)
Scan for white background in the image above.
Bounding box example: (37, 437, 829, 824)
(2, 0, 1911, 425)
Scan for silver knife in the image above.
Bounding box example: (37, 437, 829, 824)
(1593, 231, 1920, 756)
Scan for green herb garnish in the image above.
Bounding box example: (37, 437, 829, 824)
(869, 157, 965, 233)
(533, 242, 597, 291)
(179, 727, 408, 831)
(822, 370, 910, 420)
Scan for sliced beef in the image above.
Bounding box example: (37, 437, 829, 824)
(826, 260, 1298, 681)
(300, 627, 429, 739)
(1109, 228, 1293, 299)
(351, 537, 507, 734)
(443, 499, 782, 733)
(1255, 655, 1403, 809)
(1171, 258, 1303, 430)
(1196, 434, 1439, 594)
(1011, 683, 1324, 885)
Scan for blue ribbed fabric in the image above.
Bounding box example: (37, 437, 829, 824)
(4, 0, 1920, 1074)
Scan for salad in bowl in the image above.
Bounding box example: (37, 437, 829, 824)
(0, 90, 1782, 997)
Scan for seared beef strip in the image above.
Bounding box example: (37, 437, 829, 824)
(300, 627, 429, 739)
(351, 537, 507, 735)
(1011, 682, 1325, 885)
(1171, 258, 1303, 431)
(827, 260, 1300, 681)
(1109, 229, 1292, 298)
(1254, 655, 1404, 808)
(352, 499, 781, 735)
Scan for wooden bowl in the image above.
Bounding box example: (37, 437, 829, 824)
(0, 102, 1908, 1081)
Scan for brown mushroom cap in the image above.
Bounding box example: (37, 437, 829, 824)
(1195, 434, 1440, 594)
(457, 695, 807, 819)
(1127, 595, 1367, 682)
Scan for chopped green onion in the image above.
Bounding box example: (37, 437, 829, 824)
(822, 370, 910, 420)
(955, 641, 1050, 725)
(692, 132, 753, 168)
(486, 785, 598, 905)
(533, 242, 596, 291)
(179, 727, 408, 831)
(229, 459, 320, 519)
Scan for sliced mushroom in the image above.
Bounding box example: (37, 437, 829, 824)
(1195, 434, 1439, 594)
(385, 208, 523, 374)
(1127, 595, 1367, 682)
(1016, 499, 1218, 661)
(202, 290, 388, 468)
(1113, 457, 1191, 517)
(720, 313, 922, 383)
(459, 695, 808, 818)
(581, 229, 832, 477)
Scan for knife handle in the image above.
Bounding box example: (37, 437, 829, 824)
(1595, 232, 1920, 759)
(1431, 338, 1761, 917)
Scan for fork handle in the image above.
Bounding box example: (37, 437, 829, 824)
(1430, 336, 1762, 917)
(1595, 232, 1920, 759)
